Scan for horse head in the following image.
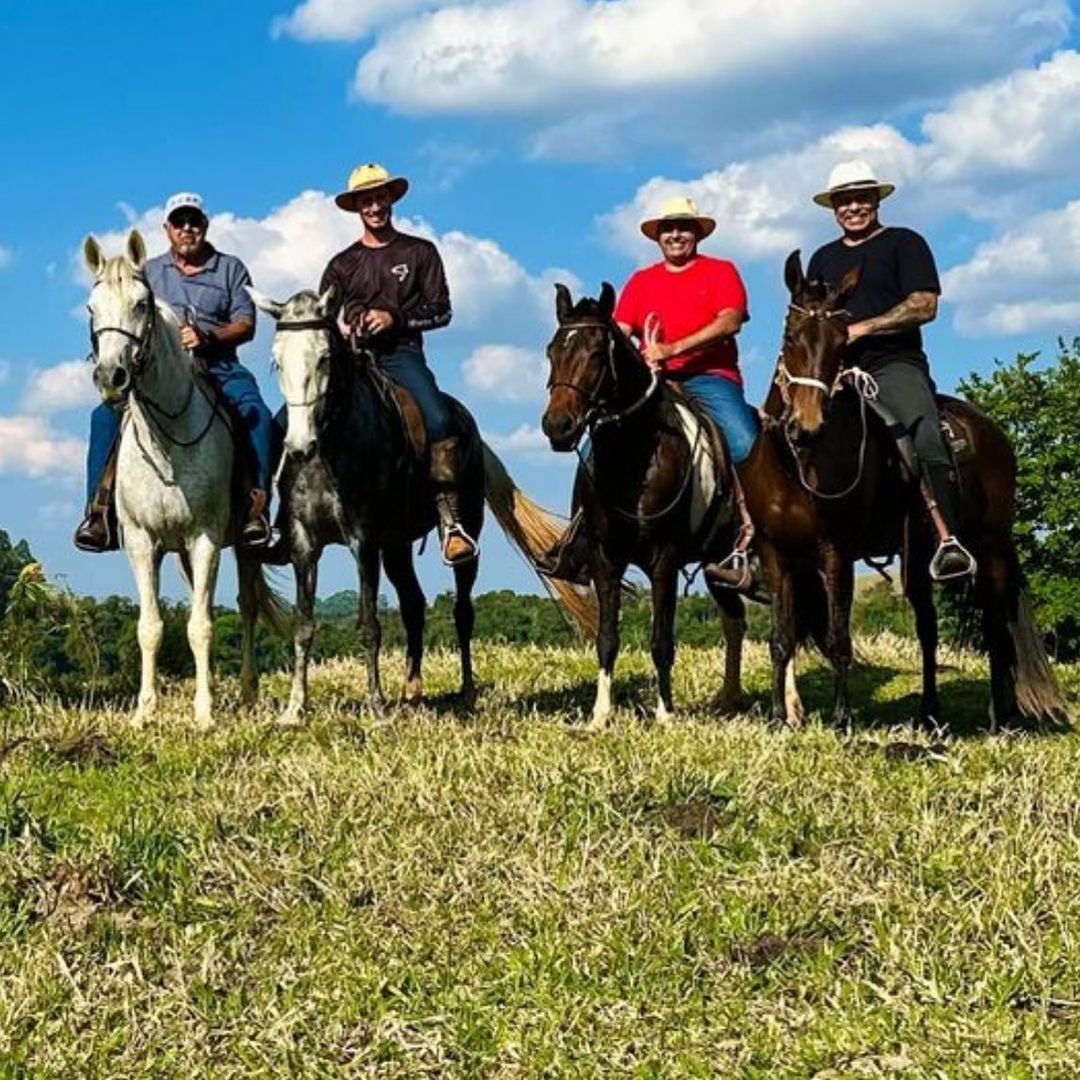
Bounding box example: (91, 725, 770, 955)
(776, 250, 859, 447)
(84, 229, 156, 404)
(248, 284, 339, 460)
(541, 281, 620, 451)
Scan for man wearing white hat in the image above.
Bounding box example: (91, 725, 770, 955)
(320, 163, 475, 564)
(806, 160, 974, 579)
(75, 192, 275, 552)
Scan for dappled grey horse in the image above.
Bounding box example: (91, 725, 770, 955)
(85, 230, 286, 725)
(251, 286, 595, 723)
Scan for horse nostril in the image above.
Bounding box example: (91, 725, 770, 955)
(542, 412, 572, 442)
(111, 366, 130, 391)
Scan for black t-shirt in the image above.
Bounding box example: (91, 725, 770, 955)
(806, 227, 940, 368)
(319, 232, 452, 352)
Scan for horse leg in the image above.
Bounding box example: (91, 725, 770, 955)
(590, 560, 624, 729)
(127, 530, 164, 726)
(187, 534, 221, 728)
(282, 549, 318, 726)
(649, 559, 679, 722)
(769, 562, 799, 729)
(382, 542, 426, 707)
(706, 582, 749, 714)
(903, 520, 940, 728)
(452, 555, 479, 711)
(235, 552, 259, 706)
(355, 539, 386, 720)
(823, 548, 855, 735)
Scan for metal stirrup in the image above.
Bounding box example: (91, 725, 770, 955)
(441, 523, 480, 566)
(930, 536, 977, 582)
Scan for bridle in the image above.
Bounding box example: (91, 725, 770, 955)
(272, 316, 336, 408)
(774, 301, 879, 501)
(88, 277, 157, 381)
(546, 318, 660, 444)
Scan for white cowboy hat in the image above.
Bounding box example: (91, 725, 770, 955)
(640, 196, 716, 241)
(813, 160, 895, 207)
(334, 163, 409, 211)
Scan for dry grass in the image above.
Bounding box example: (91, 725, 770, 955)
(0, 636, 1078, 1076)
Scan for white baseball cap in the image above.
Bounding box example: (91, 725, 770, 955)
(164, 192, 206, 219)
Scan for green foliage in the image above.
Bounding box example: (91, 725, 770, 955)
(959, 341, 1080, 658)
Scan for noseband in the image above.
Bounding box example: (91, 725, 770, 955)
(547, 319, 660, 440)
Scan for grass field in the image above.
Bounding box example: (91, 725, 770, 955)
(1, 635, 1080, 1077)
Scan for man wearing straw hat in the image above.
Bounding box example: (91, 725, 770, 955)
(321, 163, 476, 564)
(806, 160, 975, 580)
(541, 195, 759, 585)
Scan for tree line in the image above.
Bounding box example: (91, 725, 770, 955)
(2, 340, 1077, 698)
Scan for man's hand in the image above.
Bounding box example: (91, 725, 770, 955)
(360, 308, 395, 336)
(642, 340, 674, 372)
(180, 323, 208, 351)
(846, 321, 872, 343)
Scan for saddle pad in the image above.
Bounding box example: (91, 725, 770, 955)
(672, 401, 719, 536)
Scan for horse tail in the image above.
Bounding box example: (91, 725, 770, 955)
(480, 441, 598, 640)
(251, 566, 293, 639)
(1010, 589, 1071, 726)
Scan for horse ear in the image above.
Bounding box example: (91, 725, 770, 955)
(784, 250, 804, 296)
(554, 282, 573, 324)
(246, 285, 284, 320)
(83, 235, 105, 278)
(836, 264, 861, 306)
(126, 229, 147, 270)
(599, 281, 616, 318)
(317, 281, 339, 318)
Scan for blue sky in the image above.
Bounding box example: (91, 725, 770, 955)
(2, 0, 1079, 602)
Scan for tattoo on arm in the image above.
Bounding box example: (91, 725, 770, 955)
(861, 291, 938, 336)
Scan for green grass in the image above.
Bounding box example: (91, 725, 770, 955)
(0, 636, 1078, 1077)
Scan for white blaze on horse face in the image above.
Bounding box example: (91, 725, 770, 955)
(275, 327, 329, 456)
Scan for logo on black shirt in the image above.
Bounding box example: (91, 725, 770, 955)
(390, 263, 409, 282)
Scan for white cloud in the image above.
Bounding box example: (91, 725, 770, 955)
(0, 416, 83, 477)
(0, 246, 11, 269)
(22, 360, 98, 415)
(272, 0, 437, 40)
(462, 344, 547, 402)
(481, 422, 551, 457)
(352, 0, 1068, 139)
(942, 199, 1080, 336)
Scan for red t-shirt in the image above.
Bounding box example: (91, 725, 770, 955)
(614, 256, 749, 383)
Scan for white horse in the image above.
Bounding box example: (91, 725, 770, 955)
(84, 229, 286, 725)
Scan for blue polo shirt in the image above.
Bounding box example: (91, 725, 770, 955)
(145, 246, 256, 363)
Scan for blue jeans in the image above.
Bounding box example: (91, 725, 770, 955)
(376, 346, 455, 443)
(85, 359, 274, 501)
(677, 373, 759, 463)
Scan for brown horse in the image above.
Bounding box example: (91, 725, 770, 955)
(541, 283, 748, 725)
(743, 250, 1068, 731)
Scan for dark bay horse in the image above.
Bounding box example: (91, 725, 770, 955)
(251, 286, 594, 722)
(743, 250, 1068, 731)
(542, 283, 748, 725)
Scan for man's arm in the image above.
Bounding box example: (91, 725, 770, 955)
(642, 309, 746, 367)
(403, 243, 451, 333)
(847, 291, 937, 342)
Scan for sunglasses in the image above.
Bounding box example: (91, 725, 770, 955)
(657, 219, 699, 236)
(167, 213, 207, 231)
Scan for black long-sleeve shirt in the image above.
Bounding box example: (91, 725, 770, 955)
(319, 232, 452, 352)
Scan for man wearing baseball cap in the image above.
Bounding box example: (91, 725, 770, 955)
(319, 163, 476, 564)
(76, 192, 275, 552)
(806, 160, 975, 580)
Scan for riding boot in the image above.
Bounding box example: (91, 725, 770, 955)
(923, 462, 976, 581)
(704, 468, 761, 591)
(240, 489, 272, 549)
(536, 508, 591, 586)
(73, 443, 120, 553)
(430, 438, 479, 565)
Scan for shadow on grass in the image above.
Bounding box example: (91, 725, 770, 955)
(510, 673, 656, 720)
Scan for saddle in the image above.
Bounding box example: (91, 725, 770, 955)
(864, 392, 973, 482)
(361, 359, 430, 466)
(663, 383, 735, 554)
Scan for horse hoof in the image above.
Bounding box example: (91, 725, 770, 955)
(717, 694, 751, 717)
(654, 701, 675, 724)
(586, 709, 613, 731)
(278, 708, 305, 727)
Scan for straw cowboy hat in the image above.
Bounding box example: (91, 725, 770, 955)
(813, 160, 895, 207)
(640, 196, 716, 241)
(334, 163, 409, 211)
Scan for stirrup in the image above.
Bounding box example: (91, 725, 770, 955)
(930, 536, 977, 582)
(707, 547, 752, 590)
(440, 523, 479, 566)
